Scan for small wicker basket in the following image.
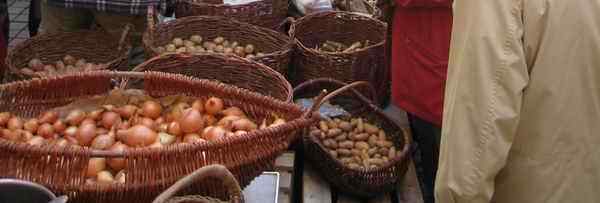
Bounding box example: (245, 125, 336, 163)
(144, 7, 293, 77)
(289, 11, 389, 106)
(5, 26, 131, 82)
(174, 0, 288, 30)
(127, 53, 292, 102)
(0, 71, 319, 203)
(294, 78, 411, 197)
(154, 164, 243, 203)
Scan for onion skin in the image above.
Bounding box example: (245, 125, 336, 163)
(101, 111, 122, 129)
(115, 105, 137, 119)
(76, 123, 97, 146)
(232, 118, 257, 132)
(87, 158, 106, 178)
(38, 111, 58, 124)
(7, 117, 23, 130)
(37, 123, 55, 139)
(64, 126, 78, 137)
(20, 131, 33, 141)
(66, 110, 86, 126)
(202, 126, 226, 142)
(167, 122, 182, 136)
(158, 132, 177, 145)
(2, 129, 21, 141)
(234, 130, 248, 137)
(0, 112, 11, 126)
(51, 138, 69, 148)
(80, 118, 96, 126)
(204, 97, 224, 115)
(183, 133, 206, 144)
(27, 136, 45, 146)
(138, 117, 156, 130)
(107, 142, 128, 171)
(166, 103, 190, 122)
(191, 100, 204, 112)
(53, 120, 67, 133)
(88, 109, 105, 121)
(217, 115, 242, 130)
(117, 125, 158, 147)
(91, 134, 116, 150)
(179, 109, 204, 134)
(97, 171, 115, 184)
(203, 115, 217, 126)
(118, 121, 130, 130)
(115, 170, 126, 183)
(220, 107, 246, 117)
(141, 101, 162, 119)
(23, 118, 39, 133)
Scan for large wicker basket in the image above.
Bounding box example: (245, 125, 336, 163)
(174, 0, 288, 30)
(144, 8, 293, 77)
(294, 78, 411, 197)
(290, 11, 389, 106)
(0, 71, 318, 203)
(5, 27, 131, 82)
(127, 53, 292, 102)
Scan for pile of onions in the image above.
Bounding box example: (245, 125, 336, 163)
(0, 96, 288, 184)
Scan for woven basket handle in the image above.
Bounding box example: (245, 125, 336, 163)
(276, 17, 295, 33)
(153, 164, 243, 203)
(293, 78, 378, 105)
(304, 80, 375, 118)
(117, 23, 133, 52)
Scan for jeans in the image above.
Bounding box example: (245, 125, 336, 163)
(408, 114, 441, 203)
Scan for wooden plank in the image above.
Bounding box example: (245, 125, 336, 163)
(275, 152, 295, 172)
(397, 161, 424, 203)
(303, 162, 333, 203)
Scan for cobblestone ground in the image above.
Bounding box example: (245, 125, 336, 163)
(7, 0, 30, 49)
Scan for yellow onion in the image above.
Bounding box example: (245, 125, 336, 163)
(23, 118, 39, 133)
(204, 97, 224, 115)
(117, 125, 157, 147)
(38, 111, 58, 124)
(76, 123, 97, 146)
(65, 109, 86, 126)
(141, 101, 162, 119)
(87, 158, 106, 178)
(179, 109, 204, 134)
(232, 118, 257, 131)
(220, 107, 246, 117)
(107, 142, 128, 171)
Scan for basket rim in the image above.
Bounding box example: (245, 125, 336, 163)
(6, 30, 131, 78)
(0, 70, 311, 158)
(289, 11, 387, 56)
(177, 0, 271, 8)
(128, 53, 294, 102)
(143, 14, 293, 61)
(294, 78, 412, 174)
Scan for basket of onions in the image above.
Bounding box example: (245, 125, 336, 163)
(127, 53, 292, 102)
(0, 71, 319, 203)
(5, 26, 132, 82)
(144, 7, 293, 77)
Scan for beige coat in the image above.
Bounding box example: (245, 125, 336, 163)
(436, 0, 600, 202)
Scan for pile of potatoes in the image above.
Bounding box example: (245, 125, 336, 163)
(21, 55, 105, 77)
(156, 35, 265, 59)
(309, 117, 398, 170)
(315, 40, 369, 53)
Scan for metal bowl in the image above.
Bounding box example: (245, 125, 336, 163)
(0, 179, 67, 203)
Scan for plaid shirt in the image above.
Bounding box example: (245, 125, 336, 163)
(48, 0, 163, 15)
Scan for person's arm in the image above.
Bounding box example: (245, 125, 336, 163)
(394, 0, 452, 8)
(435, 0, 528, 202)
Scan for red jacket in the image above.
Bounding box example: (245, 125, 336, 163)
(391, 0, 452, 126)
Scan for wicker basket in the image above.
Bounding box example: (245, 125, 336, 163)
(174, 0, 288, 30)
(144, 7, 293, 77)
(154, 165, 242, 203)
(127, 53, 292, 102)
(289, 11, 389, 106)
(5, 26, 132, 82)
(0, 71, 318, 203)
(294, 78, 411, 197)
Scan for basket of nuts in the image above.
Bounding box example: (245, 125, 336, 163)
(143, 7, 293, 77)
(5, 26, 131, 82)
(0, 71, 318, 203)
(294, 78, 411, 197)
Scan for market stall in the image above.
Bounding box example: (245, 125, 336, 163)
(0, 0, 424, 202)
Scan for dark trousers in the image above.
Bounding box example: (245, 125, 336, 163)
(29, 0, 41, 36)
(408, 114, 441, 203)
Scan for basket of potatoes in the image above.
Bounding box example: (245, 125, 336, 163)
(5, 26, 131, 82)
(294, 78, 411, 197)
(0, 71, 318, 203)
(143, 7, 293, 77)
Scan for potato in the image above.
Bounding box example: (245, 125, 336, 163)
(327, 120, 338, 129)
(224, 47, 234, 54)
(329, 150, 338, 158)
(195, 46, 206, 52)
(234, 46, 245, 57)
(186, 46, 197, 53)
(370, 158, 384, 166)
(350, 118, 358, 126)
(378, 147, 389, 155)
(328, 139, 338, 148)
(388, 147, 396, 159)
(368, 135, 378, 146)
(230, 41, 239, 48)
(256, 52, 265, 57)
(374, 154, 382, 158)
(156, 46, 166, 54)
(214, 37, 225, 44)
(320, 132, 327, 139)
(319, 121, 329, 131)
(351, 149, 361, 156)
(176, 47, 187, 53)
(339, 141, 354, 149)
(382, 157, 389, 163)
(184, 40, 195, 48)
(351, 133, 369, 141)
(222, 40, 230, 47)
(337, 149, 352, 156)
(327, 129, 342, 137)
(364, 123, 379, 134)
(378, 130, 386, 141)
(355, 141, 369, 150)
(310, 129, 321, 137)
(368, 148, 377, 156)
(244, 44, 255, 54)
(348, 163, 360, 169)
(166, 44, 177, 52)
(190, 35, 203, 44)
(173, 38, 184, 47)
(338, 121, 352, 131)
(245, 54, 255, 59)
(356, 118, 364, 132)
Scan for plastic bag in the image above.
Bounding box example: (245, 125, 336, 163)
(292, 0, 333, 15)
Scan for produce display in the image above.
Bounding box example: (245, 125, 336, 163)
(314, 40, 369, 53)
(21, 55, 106, 77)
(309, 117, 398, 170)
(155, 35, 265, 59)
(0, 95, 286, 184)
